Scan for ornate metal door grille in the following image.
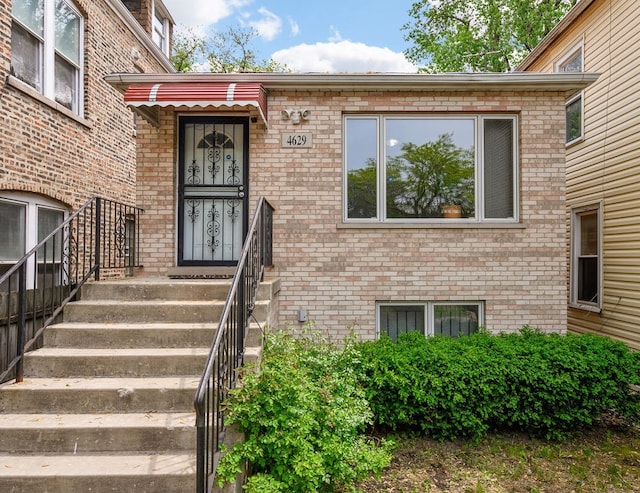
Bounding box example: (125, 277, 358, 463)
(178, 117, 248, 265)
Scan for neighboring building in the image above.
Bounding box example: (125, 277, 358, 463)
(0, 0, 174, 281)
(106, 71, 595, 340)
(518, 0, 640, 350)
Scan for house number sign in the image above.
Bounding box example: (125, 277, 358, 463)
(281, 133, 312, 148)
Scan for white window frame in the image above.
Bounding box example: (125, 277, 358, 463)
(555, 41, 583, 73)
(555, 41, 584, 146)
(565, 92, 584, 145)
(0, 193, 68, 289)
(570, 202, 602, 312)
(376, 301, 484, 339)
(152, 1, 170, 57)
(10, 0, 84, 116)
(343, 114, 519, 223)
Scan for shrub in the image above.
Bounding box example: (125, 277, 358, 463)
(216, 328, 393, 493)
(358, 329, 640, 441)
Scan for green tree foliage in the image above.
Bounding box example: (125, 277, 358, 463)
(171, 26, 288, 73)
(390, 133, 474, 218)
(346, 159, 378, 219)
(404, 0, 578, 72)
(208, 26, 288, 73)
(171, 27, 207, 72)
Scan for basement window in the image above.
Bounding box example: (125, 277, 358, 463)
(377, 302, 483, 341)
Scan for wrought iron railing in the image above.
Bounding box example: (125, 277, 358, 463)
(0, 197, 142, 384)
(194, 197, 274, 493)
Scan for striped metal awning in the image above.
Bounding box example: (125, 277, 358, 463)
(123, 82, 268, 126)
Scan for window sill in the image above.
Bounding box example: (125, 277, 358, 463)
(337, 221, 525, 230)
(569, 302, 602, 314)
(566, 136, 584, 148)
(6, 75, 92, 129)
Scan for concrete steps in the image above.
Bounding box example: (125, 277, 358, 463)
(0, 277, 277, 493)
(0, 412, 195, 453)
(23, 347, 209, 377)
(0, 453, 196, 493)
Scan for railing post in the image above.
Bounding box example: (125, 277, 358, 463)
(15, 264, 27, 383)
(237, 267, 246, 360)
(94, 197, 102, 281)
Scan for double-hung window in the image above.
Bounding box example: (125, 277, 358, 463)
(10, 0, 84, 115)
(378, 302, 483, 341)
(344, 115, 517, 222)
(556, 43, 584, 144)
(570, 203, 601, 311)
(152, 3, 170, 56)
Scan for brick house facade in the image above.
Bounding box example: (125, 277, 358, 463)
(0, 0, 173, 278)
(107, 72, 596, 340)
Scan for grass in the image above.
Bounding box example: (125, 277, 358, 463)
(358, 420, 640, 492)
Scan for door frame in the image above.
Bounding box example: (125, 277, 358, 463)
(176, 115, 250, 267)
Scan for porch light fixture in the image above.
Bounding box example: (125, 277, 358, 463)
(281, 108, 310, 124)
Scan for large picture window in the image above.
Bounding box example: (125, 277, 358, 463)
(345, 115, 517, 222)
(570, 204, 601, 311)
(10, 0, 83, 114)
(378, 302, 482, 341)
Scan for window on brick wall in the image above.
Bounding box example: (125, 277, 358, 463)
(10, 0, 84, 115)
(344, 115, 518, 222)
(0, 193, 68, 288)
(570, 203, 601, 312)
(152, 1, 170, 56)
(377, 302, 483, 341)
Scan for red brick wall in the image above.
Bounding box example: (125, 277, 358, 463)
(0, 0, 170, 210)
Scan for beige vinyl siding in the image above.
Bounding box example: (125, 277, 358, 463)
(524, 0, 640, 350)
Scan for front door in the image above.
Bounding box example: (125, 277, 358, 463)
(178, 116, 248, 266)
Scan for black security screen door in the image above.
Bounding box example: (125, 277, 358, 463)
(178, 116, 249, 266)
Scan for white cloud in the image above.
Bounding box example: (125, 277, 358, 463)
(272, 40, 417, 73)
(328, 26, 342, 43)
(162, 0, 251, 34)
(288, 17, 300, 37)
(249, 7, 282, 41)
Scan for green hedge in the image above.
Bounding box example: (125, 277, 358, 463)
(357, 329, 640, 440)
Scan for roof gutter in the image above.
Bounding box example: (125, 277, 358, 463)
(105, 71, 598, 95)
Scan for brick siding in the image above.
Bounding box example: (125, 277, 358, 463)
(0, 0, 170, 210)
(134, 88, 568, 340)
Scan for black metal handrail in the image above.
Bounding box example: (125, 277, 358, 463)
(194, 197, 274, 493)
(0, 197, 143, 383)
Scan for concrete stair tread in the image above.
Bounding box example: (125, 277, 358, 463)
(69, 300, 225, 306)
(1, 376, 200, 391)
(27, 348, 210, 357)
(0, 452, 196, 477)
(49, 321, 218, 329)
(0, 412, 194, 430)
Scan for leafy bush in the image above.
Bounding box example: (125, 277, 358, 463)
(358, 329, 640, 441)
(216, 328, 393, 493)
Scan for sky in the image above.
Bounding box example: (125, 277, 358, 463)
(161, 0, 418, 73)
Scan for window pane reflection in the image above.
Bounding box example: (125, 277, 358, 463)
(0, 201, 26, 261)
(346, 118, 378, 219)
(55, 0, 80, 64)
(385, 119, 475, 219)
(434, 304, 479, 337)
